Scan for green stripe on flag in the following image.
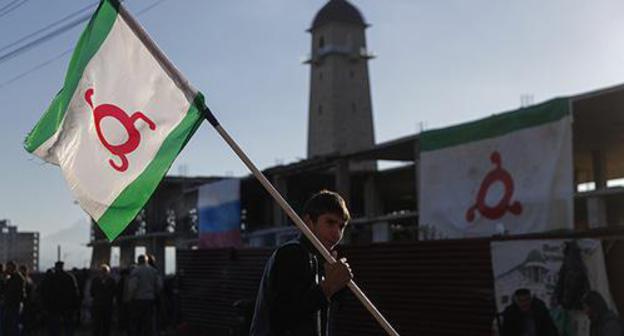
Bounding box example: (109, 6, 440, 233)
(96, 94, 205, 241)
(24, 0, 119, 153)
(420, 98, 570, 152)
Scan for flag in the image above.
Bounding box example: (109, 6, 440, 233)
(24, 0, 205, 240)
(419, 98, 573, 239)
(198, 179, 242, 248)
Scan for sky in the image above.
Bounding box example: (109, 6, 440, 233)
(1, 0, 624, 268)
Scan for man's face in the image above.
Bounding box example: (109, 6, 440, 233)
(583, 304, 594, 319)
(307, 213, 347, 251)
(515, 294, 532, 313)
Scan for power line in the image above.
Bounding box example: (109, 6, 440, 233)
(135, 0, 166, 16)
(0, 1, 98, 53)
(0, 0, 20, 14)
(0, 0, 165, 66)
(0, 48, 71, 89)
(0, 0, 168, 89)
(0, 12, 92, 65)
(0, 0, 29, 19)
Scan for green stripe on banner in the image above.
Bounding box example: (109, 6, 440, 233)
(24, 0, 119, 153)
(97, 94, 205, 240)
(420, 98, 570, 152)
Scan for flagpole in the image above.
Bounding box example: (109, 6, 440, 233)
(202, 107, 400, 336)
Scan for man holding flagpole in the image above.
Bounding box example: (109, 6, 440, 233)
(250, 190, 353, 336)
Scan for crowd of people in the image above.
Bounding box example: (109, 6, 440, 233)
(0, 254, 175, 336)
(500, 288, 624, 336)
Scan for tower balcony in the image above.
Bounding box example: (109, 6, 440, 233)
(303, 45, 375, 64)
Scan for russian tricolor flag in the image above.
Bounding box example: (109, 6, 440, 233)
(198, 179, 242, 248)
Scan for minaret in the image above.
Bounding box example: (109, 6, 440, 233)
(306, 0, 375, 165)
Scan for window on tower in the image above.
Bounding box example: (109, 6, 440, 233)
(319, 105, 323, 115)
(319, 36, 325, 49)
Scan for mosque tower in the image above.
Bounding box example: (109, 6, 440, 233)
(306, 0, 375, 164)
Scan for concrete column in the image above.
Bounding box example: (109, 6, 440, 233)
(148, 237, 165, 273)
(592, 150, 607, 189)
(587, 197, 608, 229)
(90, 244, 111, 269)
(119, 243, 135, 268)
(335, 159, 351, 205)
(588, 145, 608, 229)
(272, 175, 288, 227)
(364, 174, 381, 217)
(413, 141, 421, 207)
(414, 141, 421, 240)
(372, 222, 391, 242)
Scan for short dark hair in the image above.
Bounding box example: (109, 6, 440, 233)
(302, 190, 350, 222)
(582, 291, 608, 313)
(137, 255, 146, 264)
(514, 288, 531, 297)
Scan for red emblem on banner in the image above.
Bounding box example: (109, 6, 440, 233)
(466, 151, 522, 222)
(85, 88, 156, 172)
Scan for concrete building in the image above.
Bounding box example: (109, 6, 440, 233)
(0, 220, 39, 272)
(89, 176, 223, 271)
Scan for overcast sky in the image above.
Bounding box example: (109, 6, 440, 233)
(1, 0, 623, 258)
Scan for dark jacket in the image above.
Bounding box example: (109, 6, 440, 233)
(584, 291, 623, 336)
(501, 297, 558, 336)
(90, 275, 116, 309)
(591, 311, 624, 336)
(4, 272, 25, 308)
(250, 236, 332, 336)
(41, 270, 80, 313)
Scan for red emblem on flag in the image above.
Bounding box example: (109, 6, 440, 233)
(85, 88, 156, 172)
(466, 151, 522, 222)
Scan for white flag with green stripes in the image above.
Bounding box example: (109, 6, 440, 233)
(419, 99, 574, 239)
(24, 0, 205, 240)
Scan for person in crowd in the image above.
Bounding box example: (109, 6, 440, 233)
(41, 261, 80, 336)
(128, 255, 162, 336)
(115, 267, 132, 335)
(90, 264, 116, 336)
(250, 190, 353, 336)
(18, 265, 34, 336)
(2, 261, 24, 336)
(582, 290, 623, 336)
(146, 254, 166, 334)
(71, 268, 89, 328)
(0, 263, 6, 336)
(501, 288, 558, 336)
